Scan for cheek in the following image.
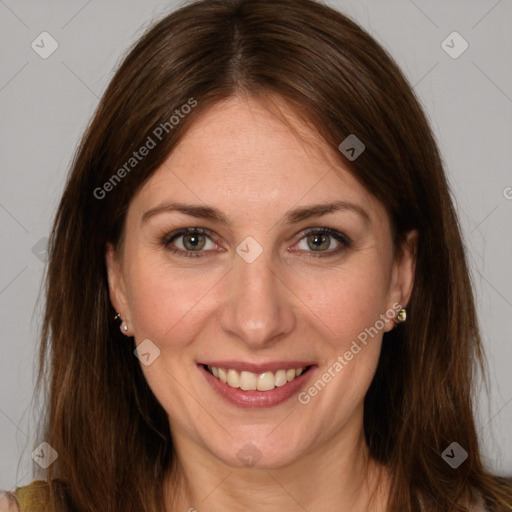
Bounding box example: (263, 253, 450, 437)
(123, 250, 215, 347)
(297, 260, 390, 419)
(297, 256, 391, 349)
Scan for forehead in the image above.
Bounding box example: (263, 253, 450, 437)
(167, 94, 341, 180)
(129, 95, 385, 227)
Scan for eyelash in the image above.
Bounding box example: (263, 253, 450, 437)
(162, 227, 352, 259)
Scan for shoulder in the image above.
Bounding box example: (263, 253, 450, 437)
(0, 479, 68, 512)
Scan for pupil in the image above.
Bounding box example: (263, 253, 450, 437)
(309, 233, 328, 251)
(184, 233, 204, 250)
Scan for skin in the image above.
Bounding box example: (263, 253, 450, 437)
(106, 94, 417, 511)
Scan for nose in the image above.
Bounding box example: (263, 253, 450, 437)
(217, 249, 296, 350)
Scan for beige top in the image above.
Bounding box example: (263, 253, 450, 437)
(1, 481, 67, 512)
(0, 480, 490, 511)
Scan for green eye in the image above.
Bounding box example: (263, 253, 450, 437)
(181, 232, 207, 251)
(163, 228, 217, 258)
(294, 228, 352, 257)
(162, 227, 351, 259)
(305, 232, 331, 251)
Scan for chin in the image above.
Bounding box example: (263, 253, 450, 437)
(204, 431, 308, 470)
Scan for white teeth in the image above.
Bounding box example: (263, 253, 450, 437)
(206, 365, 307, 391)
(257, 372, 275, 391)
(239, 371, 257, 390)
(274, 369, 287, 387)
(227, 369, 239, 388)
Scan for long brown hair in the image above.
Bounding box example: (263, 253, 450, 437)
(34, 0, 511, 510)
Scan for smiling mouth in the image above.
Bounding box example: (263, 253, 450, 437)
(202, 364, 312, 391)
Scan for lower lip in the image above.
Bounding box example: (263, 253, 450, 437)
(199, 365, 315, 408)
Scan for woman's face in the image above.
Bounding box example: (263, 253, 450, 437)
(106, 95, 415, 470)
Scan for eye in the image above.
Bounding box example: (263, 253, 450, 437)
(163, 228, 219, 258)
(293, 227, 352, 257)
(162, 227, 351, 259)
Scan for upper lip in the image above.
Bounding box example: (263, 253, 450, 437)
(199, 361, 315, 373)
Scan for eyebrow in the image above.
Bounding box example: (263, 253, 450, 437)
(141, 200, 370, 225)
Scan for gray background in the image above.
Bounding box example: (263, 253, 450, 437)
(1, 0, 511, 493)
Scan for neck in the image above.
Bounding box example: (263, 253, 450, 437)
(164, 414, 390, 511)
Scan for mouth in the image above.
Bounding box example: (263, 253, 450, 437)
(198, 362, 315, 408)
(203, 364, 311, 391)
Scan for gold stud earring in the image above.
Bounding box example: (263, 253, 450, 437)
(395, 308, 407, 324)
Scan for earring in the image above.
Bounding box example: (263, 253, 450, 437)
(114, 313, 129, 333)
(395, 308, 407, 324)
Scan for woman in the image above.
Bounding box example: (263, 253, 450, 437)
(2, 0, 511, 510)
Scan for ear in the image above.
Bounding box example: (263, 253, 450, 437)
(105, 242, 133, 336)
(384, 229, 418, 332)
